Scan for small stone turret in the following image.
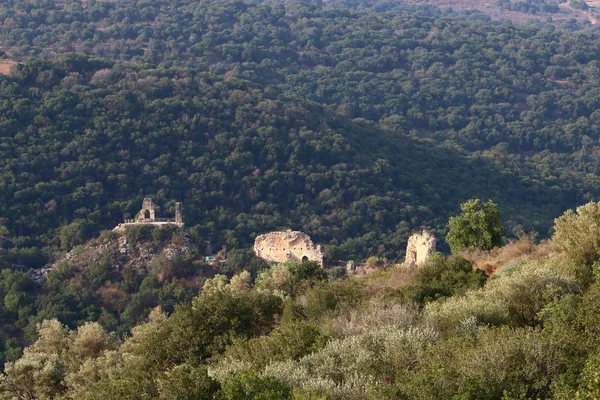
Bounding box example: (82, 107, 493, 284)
(404, 231, 436, 266)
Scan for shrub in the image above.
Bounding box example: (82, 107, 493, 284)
(425, 257, 580, 333)
(327, 266, 347, 281)
(57, 219, 95, 252)
(402, 326, 558, 400)
(124, 225, 154, 245)
(151, 225, 178, 244)
(213, 320, 326, 378)
(406, 253, 486, 304)
(224, 249, 269, 279)
(366, 256, 385, 269)
(157, 364, 220, 400)
(576, 351, 600, 399)
(217, 371, 292, 400)
(263, 327, 437, 398)
(256, 261, 327, 298)
(553, 202, 600, 282)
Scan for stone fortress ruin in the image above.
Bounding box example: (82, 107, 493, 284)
(253, 229, 436, 270)
(114, 198, 184, 231)
(253, 230, 324, 266)
(404, 230, 436, 266)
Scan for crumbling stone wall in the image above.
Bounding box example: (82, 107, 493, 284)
(404, 231, 436, 266)
(254, 230, 323, 266)
(114, 198, 184, 231)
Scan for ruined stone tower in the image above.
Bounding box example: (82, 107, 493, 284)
(175, 202, 183, 224)
(114, 198, 184, 231)
(138, 198, 156, 222)
(404, 231, 436, 266)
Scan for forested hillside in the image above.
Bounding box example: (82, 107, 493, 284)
(4, 1, 600, 397)
(4, 202, 600, 399)
(2, 0, 600, 258)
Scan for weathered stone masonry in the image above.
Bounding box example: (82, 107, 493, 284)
(114, 198, 184, 231)
(253, 230, 324, 266)
(404, 231, 436, 266)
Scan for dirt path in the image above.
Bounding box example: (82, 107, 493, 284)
(0, 60, 15, 75)
(562, 1, 598, 25)
(585, 11, 598, 24)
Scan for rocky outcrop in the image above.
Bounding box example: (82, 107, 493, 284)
(254, 230, 323, 266)
(55, 226, 197, 277)
(27, 265, 52, 284)
(404, 231, 436, 266)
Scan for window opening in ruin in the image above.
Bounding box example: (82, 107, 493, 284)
(144, 210, 151, 219)
(411, 251, 417, 262)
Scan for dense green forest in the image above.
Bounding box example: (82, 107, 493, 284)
(3, 0, 600, 397)
(2, 0, 600, 260)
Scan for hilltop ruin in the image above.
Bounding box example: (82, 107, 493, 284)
(254, 230, 323, 266)
(114, 198, 183, 231)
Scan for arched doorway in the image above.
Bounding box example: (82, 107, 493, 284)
(144, 210, 151, 219)
(302, 256, 309, 263)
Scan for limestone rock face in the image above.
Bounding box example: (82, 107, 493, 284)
(404, 231, 436, 266)
(254, 230, 323, 266)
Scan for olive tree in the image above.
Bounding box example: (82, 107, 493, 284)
(446, 199, 504, 253)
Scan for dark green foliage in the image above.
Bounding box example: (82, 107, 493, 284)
(125, 225, 155, 246)
(157, 364, 220, 400)
(407, 253, 486, 304)
(221, 320, 327, 368)
(569, 0, 589, 10)
(217, 371, 293, 400)
(497, 0, 561, 14)
(327, 266, 347, 281)
(290, 261, 328, 283)
(222, 249, 269, 279)
(446, 199, 505, 253)
(57, 220, 95, 252)
(135, 289, 282, 371)
(302, 284, 341, 319)
(151, 225, 179, 245)
(148, 254, 194, 281)
(3, 247, 48, 269)
(3, 1, 600, 397)
(0, 270, 35, 365)
(0, 0, 598, 260)
(401, 327, 557, 400)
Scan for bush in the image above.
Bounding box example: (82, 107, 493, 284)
(256, 261, 327, 298)
(124, 225, 154, 245)
(223, 249, 269, 279)
(402, 327, 558, 400)
(425, 257, 580, 333)
(406, 253, 486, 304)
(4, 247, 48, 268)
(553, 202, 600, 273)
(151, 225, 178, 244)
(218, 371, 292, 400)
(57, 220, 95, 252)
(263, 326, 438, 399)
(327, 267, 347, 281)
(157, 364, 220, 400)
(213, 320, 326, 377)
(148, 254, 193, 281)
